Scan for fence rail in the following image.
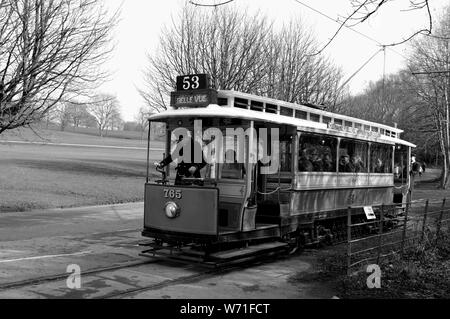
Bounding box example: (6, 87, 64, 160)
(346, 198, 449, 275)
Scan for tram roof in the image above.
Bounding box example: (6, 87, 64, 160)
(148, 104, 416, 148)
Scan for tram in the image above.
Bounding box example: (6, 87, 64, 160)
(142, 74, 415, 259)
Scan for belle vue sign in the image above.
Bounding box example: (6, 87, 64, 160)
(170, 74, 217, 108)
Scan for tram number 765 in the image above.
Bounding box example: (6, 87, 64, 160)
(164, 189, 182, 200)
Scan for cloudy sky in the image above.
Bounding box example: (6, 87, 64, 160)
(101, 0, 448, 121)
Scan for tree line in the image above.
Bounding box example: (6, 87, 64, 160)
(139, 5, 346, 113)
(341, 6, 450, 188)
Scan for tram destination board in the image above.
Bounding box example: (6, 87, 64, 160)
(171, 74, 217, 108)
(170, 89, 218, 108)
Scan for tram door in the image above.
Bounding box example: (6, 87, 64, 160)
(255, 124, 296, 222)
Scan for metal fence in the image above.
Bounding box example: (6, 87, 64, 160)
(346, 198, 450, 275)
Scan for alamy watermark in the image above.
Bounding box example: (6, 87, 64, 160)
(66, 264, 81, 289)
(366, 264, 381, 289)
(169, 120, 280, 175)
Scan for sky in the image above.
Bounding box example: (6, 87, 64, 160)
(100, 0, 449, 121)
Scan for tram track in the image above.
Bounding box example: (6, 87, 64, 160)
(100, 252, 285, 299)
(0, 259, 158, 291)
(0, 247, 286, 298)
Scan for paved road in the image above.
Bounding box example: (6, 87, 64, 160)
(0, 203, 336, 299)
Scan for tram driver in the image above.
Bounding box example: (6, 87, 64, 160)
(157, 135, 207, 185)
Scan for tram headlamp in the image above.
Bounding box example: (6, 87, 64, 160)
(164, 202, 180, 219)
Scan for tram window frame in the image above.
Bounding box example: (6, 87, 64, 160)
(394, 144, 408, 184)
(343, 121, 352, 128)
(298, 134, 337, 173)
(295, 110, 307, 120)
(251, 100, 264, 112)
(370, 143, 393, 174)
(280, 107, 294, 117)
(323, 116, 332, 125)
(266, 103, 278, 114)
(310, 113, 321, 122)
(234, 98, 248, 109)
(338, 139, 369, 173)
(220, 135, 247, 180)
(218, 98, 228, 106)
(334, 119, 343, 126)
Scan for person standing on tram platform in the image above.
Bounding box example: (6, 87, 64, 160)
(157, 135, 207, 184)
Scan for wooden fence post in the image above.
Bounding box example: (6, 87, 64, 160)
(347, 206, 352, 276)
(421, 200, 429, 242)
(436, 198, 446, 245)
(377, 205, 384, 264)
(401, 200, 410, 257)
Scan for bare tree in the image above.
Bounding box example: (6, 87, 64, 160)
(0, 0, 118, 135)
(140, 5, 345, 112)
(135, 106, 153, 140)
(140, 5, 271, 112)
(108, 108, 123, 131)
(264, 20, 346, 109)
(55, 103, 72, 132)
(294, 0, 434, 55)
(407, 6, 450, 188)
(87, 94, 121, 137)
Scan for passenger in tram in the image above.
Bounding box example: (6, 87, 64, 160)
(322, 153, 334, 172)
(298, 149, 313, 172)
(339, 154, 355, 173)
(373, 158, 384, 173)
(310, 150, 324, 172)
(351, 155, 365, 173)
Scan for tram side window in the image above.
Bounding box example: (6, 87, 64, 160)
(298, 134, 337, 172)
(280, 139, 292, 172)
(220, 135, 246, 180)
(339, 139, 368, 173)
(370, 143, 393, 173)
(394, 144, 408, 183)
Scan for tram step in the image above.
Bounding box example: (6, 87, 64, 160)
(208, 242, 289, 261)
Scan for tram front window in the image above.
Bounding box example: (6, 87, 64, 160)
(149, 118, 250, 185)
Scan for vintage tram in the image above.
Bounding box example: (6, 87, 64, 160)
(142, 74, 415, 261)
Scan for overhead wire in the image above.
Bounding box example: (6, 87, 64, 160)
(293, 0, 415, 64)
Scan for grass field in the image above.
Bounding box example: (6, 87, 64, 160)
(0, 126, 149, 148)
(0, 128, 165, 213)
